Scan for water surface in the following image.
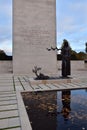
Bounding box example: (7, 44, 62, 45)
(22, 89, 87, 130)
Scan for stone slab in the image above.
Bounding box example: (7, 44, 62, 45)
(7, 128, 21, 130)
(15, 86, 24, 91)
(0, 96, 16, 101)
(0, 110, 18, 119)
(0, 87, 14, 92)
(0, 100, 17, 106)
(16, 91, 32, 130)
(0, 104, 18, 111)
(0, 117, 20, 129)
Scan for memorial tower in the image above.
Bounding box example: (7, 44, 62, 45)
(13, 0, 57, 76)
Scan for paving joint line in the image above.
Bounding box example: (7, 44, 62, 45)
(0, 91, 15, 93)
(45, 84, 52, 89)
(0, 126, 21, 130)
(0, 116, 19, 120)
(52, 83, 60, 88)
(0, 109, 18, 112)
(23, 77, 34, 90)
(72, 82, 85, 87)
(0, 95, 16, 98)
(12, 76, 16, 91)
(18, 77, 25, 90)
(57, 83, 69, 88)
(0, 103, 17, 106)
(0, 99, 17, 102)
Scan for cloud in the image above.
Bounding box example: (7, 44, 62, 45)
(0, 0, 12, 55)
(0, 0, 12, 19)
(56, 0, 87, 51)
(0, 39, 12, 55)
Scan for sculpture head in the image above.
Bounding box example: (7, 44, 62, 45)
(85, 43, 87, 53)
(61, 39, 70, 49)
(85, 43, 87, 46)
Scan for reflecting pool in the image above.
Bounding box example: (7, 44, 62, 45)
(22, 89, 87, 130)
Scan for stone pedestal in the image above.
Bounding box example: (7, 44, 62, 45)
(13, 0, 57, 76)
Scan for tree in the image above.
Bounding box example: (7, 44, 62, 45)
(77, 52, 86, 60)
(0, 49, 12, 60)
(71, 50, 78, 60)
(0, 50, 7, 59)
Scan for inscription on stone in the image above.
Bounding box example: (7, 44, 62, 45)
(13, 0, 57, 76)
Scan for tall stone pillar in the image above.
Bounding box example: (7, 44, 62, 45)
(13, 0, 57, 76)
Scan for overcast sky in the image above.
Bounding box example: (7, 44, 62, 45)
(0, 0, 12, 55)
(0, 0, 87, 55)
(56, 0, 87, 52)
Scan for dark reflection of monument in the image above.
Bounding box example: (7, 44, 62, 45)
(61, 90, 71, 121)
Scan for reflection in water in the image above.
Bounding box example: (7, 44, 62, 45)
(61, 90, 71, 120)
(22, 91, 57, 130)
(22, 89, 87, 130)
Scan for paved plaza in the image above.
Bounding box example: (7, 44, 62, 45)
(0, 68, 87, 130)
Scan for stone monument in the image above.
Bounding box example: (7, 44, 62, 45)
(13, 0, 57, 76)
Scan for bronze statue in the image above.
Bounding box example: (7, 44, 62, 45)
(47, 39, 71, 77)
(84, 43, 87, 63)
(85, 43, 87, 53)
(61, 39, 71, 77)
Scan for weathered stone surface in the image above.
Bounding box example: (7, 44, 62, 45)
(13, 0, 57, 76)
(0, 61, 12, 74)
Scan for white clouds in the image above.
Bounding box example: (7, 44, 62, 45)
(0, 0, 87, 54)
(0, 1, 12, 24)
(69, 2, 87, 25)
(0, 0, 12, 55)
(0, 39, 12, 55)
(56, 0, 87, 51)
(58, 16, 76, 33)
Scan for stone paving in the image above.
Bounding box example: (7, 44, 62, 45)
(0, 71, 87, 130)
(0, 76, 20, 130)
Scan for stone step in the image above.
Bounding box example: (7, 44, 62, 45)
(0, 117, 21, 129)
(0, 104, 18, 111)
(0, 110, 19, 119)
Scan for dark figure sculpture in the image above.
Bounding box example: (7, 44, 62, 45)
(61, 39, 71, 77)
(84, 43, 87, 63)
(85, 42, 87, 53)
(46, 39, 71, 77)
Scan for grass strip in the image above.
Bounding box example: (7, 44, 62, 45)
(0, 103, 17, 106)
(23, 77, 34, 90)
(0, 91, 16, 94)
(0, 99, 17, 102)
(0, 126, 21, 130)
(0, 95, 16, 98)
(12, 76, 16, 91)
(18, 77, 25, 90)
(0, 116, 19, 120)
(0, 109, 18, 112)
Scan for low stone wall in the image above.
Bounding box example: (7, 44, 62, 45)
(0, 61, 12, 73)
(0, 60, 86, 74)
(58, 60, 87, 70)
